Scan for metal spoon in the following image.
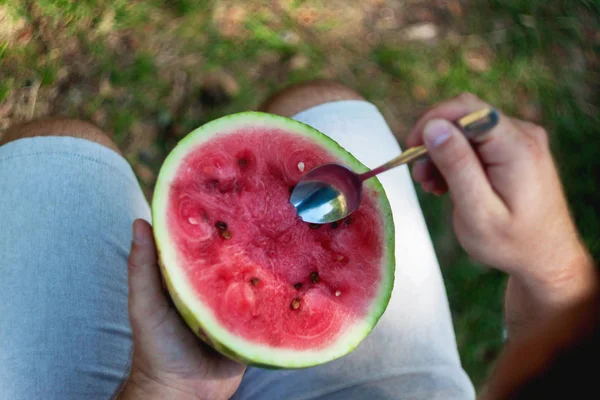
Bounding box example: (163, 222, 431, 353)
(290, 107, 499, 224)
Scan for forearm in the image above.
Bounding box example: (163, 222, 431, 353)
(504, 247, 597, 339)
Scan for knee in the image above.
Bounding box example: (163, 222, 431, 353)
(1, 118, 120, 154)
(259, 79, 364, 118)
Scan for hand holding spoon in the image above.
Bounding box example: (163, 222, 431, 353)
(290, 108, 499, 224)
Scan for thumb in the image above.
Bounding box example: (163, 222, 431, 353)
(423, 119, 503, 213)
(128, 219, 170, 327)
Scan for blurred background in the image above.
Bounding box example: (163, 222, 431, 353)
(1, 0, 598, 390)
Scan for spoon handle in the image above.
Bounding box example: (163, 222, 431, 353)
(359, 107, 499, 182)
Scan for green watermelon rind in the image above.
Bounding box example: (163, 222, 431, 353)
(152, 111, 395, 369)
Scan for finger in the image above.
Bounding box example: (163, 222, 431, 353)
(423, 118, 504, 213)
(510, 118, 550, 151)
(413, 159, 447, 189)
(413, 158, 449, 196)
(421, 179, 447, 194)
(406, 92, 487, 147)
(431, 186, 448, 196)
(407, 93, 544, 211)
(475, 116, 550, 211)
(430, 178, 448, 196)
(407, 93, 516, 152)
(128, 219, 170, 323)
(412, 159, 434, 182)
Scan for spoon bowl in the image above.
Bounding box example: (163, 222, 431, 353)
(289, 164, 362, 224)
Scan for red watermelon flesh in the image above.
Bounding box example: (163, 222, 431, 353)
(153, 112, 394, 368)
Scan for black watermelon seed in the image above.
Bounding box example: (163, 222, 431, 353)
(215, 221, 228, 231)
(310, 271, 320, 283)
(294, 282, 303, 290)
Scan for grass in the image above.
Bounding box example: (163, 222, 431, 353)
(1, 0, 598, 391)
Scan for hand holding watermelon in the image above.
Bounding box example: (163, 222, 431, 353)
(117, 219, 245, 400)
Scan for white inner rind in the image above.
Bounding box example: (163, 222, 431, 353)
(152, 112, 395, 368)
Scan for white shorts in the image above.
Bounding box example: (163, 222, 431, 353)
(0, 101, 474, 399)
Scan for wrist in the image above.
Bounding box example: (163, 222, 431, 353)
(505, 247, 597, 338)
(521, 247, 597, 306)
(115, 370, 198, 400)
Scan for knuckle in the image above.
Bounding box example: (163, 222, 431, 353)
(127, 258, 138, 271)
(456, 92, 479, 103)
(127, 251, 139, 269)
(472, 208, 511, 249)
(474, 207, 498, 233)
(455, 210, 495, 251)
(487, 211, 511, 240)
(530, 125, 549, 146)
(419, 109, 438, 128)
(524, 125, 550, 159)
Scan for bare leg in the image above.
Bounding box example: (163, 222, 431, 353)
(1, 118, 120, 153)
(0, 118, 148, 399)
(259, 79, 364, 118)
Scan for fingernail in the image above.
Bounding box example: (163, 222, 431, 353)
(424, 119, 452, 148)
(132, 220, 143, 245)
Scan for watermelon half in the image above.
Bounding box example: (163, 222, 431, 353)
(152, 112, 395, 368)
